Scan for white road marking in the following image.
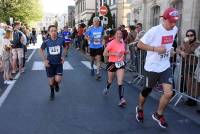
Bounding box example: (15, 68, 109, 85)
(81, 61, 97, 69)
(63, 61, 74, 70)
(26, 49, 36, 62)
(32, 61, 74, 70)
(0, 51, 34, 108)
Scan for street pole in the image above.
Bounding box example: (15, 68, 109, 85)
(64, 15, 66, 27)
(95, 0, 97, 16)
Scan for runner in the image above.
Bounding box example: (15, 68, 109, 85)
(135, 7, 179, 128)
(85, 17, 104, 80)
(103, 29, 127, 107)
(40, 25, 68, 101)
(62, 26, 71, 57)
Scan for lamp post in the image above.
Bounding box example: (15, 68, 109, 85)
(64, 15, 66, 27)
(95, 0, 97, 16)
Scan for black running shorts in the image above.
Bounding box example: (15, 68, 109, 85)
(145, 68, 173, 88)
(46, 64, 63, 77)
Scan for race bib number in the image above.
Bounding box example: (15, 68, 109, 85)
(49, 46, 61, 55)
(115, 61, 125, 68)
(93, 32, 102, 45)
(160, 51, 170, 60)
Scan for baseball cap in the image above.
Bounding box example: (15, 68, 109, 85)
(93, 17, 100, 21)
(161, 7, 179, 23)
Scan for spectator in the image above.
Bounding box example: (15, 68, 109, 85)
(31, 28, 37, 45)
(11, 21, 24, 74)
(2, 29, 14, 84)
(135, 23, 145, 41)
(120, 25, 128, 41)
(124, 25, 137, 66)
(176, 29, 200, 106)
(77, 24, 84, 50)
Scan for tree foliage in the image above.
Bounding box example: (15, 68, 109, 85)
(87, 13, 95, 26)
(0, 0, 43, 25)
(103, 3, 113, 29)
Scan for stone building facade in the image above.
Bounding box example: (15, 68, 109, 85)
(130, 0, 200, 41)
(74, 0, 95, 25)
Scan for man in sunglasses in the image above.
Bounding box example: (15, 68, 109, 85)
(135, 7, 179, 128)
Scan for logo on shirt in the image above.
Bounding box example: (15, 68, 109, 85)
(161, 35, 173, 45)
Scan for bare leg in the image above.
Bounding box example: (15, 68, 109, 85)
(157, 83, 173, 115)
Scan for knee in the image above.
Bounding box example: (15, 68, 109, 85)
(141, 87, 152, 98)
(164, 90, 173, 98)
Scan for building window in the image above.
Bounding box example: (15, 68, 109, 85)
(151, 5, 160, 26)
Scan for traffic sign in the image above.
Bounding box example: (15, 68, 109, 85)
(99, 6, 108, 16)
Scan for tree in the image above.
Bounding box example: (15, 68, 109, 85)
(0, 0, 43, 25)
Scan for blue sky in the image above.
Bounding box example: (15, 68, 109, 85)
(42, 0, 75, 14)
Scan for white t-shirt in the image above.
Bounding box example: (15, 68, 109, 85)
(2, 38, 11, 46)
(140, 24, 177, 73)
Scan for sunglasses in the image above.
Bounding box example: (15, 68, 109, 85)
(186, 34, 194, 37)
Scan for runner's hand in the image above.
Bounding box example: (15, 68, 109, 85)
(44, 59, 50, 67)
(61, 57, 65, 64)
(154, 46, 166, 54)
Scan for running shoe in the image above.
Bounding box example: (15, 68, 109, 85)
(103, 87, 109, 95)
(6, 80, 15, 85)
(152, 112, 168, 128)
(118, 98, 127, 107)
(136, 106, 144, 122)
(91, 69, 95, 76)
(96, 74, 101, 80)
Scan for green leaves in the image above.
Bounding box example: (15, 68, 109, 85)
(0, 0, 43, 25)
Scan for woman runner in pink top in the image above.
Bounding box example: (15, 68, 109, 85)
(103, 29, 127, 107)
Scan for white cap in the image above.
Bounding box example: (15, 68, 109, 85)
(93, 17, 100, 21)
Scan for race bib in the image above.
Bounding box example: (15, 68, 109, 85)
(115, 61, 125, 68)
(160, 51, 170, 61)
(49, 46, 61, 55)
(94, 38, 101, 45)
(93, 32, 102, 45)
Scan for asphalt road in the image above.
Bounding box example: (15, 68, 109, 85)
(0, 47, 199, 134)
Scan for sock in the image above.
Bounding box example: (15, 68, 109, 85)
(106, 81, 111, 89)
(91, 59, 94, 69)
(118, 85, 124, 100)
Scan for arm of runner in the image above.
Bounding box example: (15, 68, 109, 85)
(137, 41, 166, 54)
(39, 48, 50, 67)
(40, 42, 49, 67)
(61, 43, 68, 64)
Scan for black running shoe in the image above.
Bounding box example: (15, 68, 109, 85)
(136, 106, 144, 122)
(152, 112, 168, 128)
(91, 69, 95, 76)
(96, 74, 101, 80)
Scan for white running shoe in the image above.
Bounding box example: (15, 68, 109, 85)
(6, 80, 15, 84)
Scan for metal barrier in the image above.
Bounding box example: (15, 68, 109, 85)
(125, 49, 200, 106)
(171, 54, 200, 106)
